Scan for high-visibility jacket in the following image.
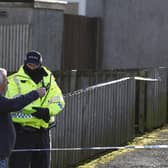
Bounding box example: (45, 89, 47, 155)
(6, 65, 65, 129)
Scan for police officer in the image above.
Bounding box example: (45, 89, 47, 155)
(7, 51, 65, 168)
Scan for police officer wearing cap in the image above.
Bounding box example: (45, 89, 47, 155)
(6, 50, 65, 168)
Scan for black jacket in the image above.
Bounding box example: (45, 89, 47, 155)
(0, 91, 39, 157)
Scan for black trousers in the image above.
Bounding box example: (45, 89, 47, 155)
(9, 126, 50, 168)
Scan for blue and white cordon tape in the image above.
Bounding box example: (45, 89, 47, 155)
(12, 145, 168, 152)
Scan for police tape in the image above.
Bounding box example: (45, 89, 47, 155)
(12, 145, 168, 152)
(134, 76, 160, 81)
(85, 76, 160, 91)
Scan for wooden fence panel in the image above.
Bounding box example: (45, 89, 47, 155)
(62, 14, 100, 70)
(51, 78, 136, 167)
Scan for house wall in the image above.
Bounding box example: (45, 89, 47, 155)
(86, 0, 104, 17)
(103, 0, 168, 69)
(86, 0, 168, 69)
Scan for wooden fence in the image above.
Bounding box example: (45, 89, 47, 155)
(50, 67, 168, 168)
(62, 14, 101, 70)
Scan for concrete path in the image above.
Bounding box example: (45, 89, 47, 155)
(78, 125, 168, 168)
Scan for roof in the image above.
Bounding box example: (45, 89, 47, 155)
(0, 0, 67, 3)
(0, 0, 68, 10)
(0, 0, 32, 2)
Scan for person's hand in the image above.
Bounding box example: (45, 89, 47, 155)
(36, 87, 46, 97)
(32, 107, 50, 122)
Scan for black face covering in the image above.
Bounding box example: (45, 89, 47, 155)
(23, 65, 48, 84)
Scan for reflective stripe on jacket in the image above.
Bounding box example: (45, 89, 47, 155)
(6, 65, 65, 129)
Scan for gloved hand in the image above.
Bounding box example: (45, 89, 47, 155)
(32, 107, 50, 123)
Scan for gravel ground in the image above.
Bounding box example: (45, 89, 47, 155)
(79, 125, 168, 168)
